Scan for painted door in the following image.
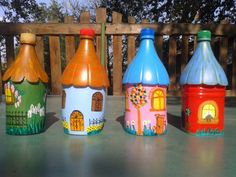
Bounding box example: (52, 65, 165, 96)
(70, 110, 84, 131)
(156, 114, 165, 134)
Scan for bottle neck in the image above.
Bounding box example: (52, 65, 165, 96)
(139, 38, 155, 53)
(77, 37, 96, 56)
(139, 38, 156, 54)
(17, 44, 37, 60)
(196, 40, 213, 52)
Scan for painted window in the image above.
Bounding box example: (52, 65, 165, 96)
(152, 89, 165, 110)
(198, 101, 219, 124)
(70, 110, 84, 131)
(125, 91, 130, 112)
(92, 92, 103, 111)
(5, 88, 14, 105)
(62, 90, 66, 109)
(202, 104, 216, 120)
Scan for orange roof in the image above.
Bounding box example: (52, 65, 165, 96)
(61, 30, 109, 88)
(3, 33, 48, 83)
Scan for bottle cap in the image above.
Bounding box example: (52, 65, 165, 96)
(197, 30, 211, 41)
(140, 28, 155, 40)
(80, 28, 95, 37)
(20, 33, 36, 45)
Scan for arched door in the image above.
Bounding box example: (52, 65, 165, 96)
(70, 110, 84, 131)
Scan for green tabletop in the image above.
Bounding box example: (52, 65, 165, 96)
(0, 96, 236, 177)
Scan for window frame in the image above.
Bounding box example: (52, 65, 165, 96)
(150, 89, 165, 111)
(91, 92, 103, 112)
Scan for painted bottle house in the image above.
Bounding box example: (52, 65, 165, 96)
(122, 28, 170, 136)
(3, 33, 48, 135)
(61, 29, 109, 135)
(180, 30, 228, 136)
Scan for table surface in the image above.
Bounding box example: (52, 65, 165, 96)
(0, 96, 236, 177)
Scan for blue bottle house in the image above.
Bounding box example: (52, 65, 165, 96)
(123, 28, 170, 136)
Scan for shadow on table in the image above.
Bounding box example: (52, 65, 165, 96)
(167, 113, 184, 132)
(116, 115, 125, 130)
(44, 112, 59, 131)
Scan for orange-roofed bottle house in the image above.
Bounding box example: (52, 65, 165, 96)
(3, 33, 48, 135)
(61, 29, 109, 135)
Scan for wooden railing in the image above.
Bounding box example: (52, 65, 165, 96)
(0, 8, 236, 101)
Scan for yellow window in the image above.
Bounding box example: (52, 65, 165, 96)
(152, 89, 165, 110)
(202, 104, 216, 119)
(5, 88, 14, 104)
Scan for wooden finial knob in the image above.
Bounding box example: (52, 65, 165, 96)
(20, 33, 36, 45)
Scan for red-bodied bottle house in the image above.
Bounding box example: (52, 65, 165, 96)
(179, 30, 228, 136)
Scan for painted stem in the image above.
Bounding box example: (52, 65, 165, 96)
(137, 107, 142, 135)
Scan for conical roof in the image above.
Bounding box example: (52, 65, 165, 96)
(180, 40, 228, 86)
(123, 28, 169, 85)
(61, 29, 109, 88)
(3, 33, 48, 83)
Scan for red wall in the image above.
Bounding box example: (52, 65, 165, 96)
(181, 85, 225, 134)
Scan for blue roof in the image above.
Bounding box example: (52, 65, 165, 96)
(180, 42, 228, 86)
(122, 29, 169, 85)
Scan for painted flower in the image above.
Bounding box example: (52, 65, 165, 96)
(11, 85, 15, 92)
(131, 120, 135, 125)
(63, 121, 69, 129)
(15, 90, 18, 97)
(143, 120, 147, 126)
(185, 108, 191, 117)
(27, 111, 32, 118)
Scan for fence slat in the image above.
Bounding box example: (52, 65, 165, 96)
(49, 34, 61, 95)
(127, 16, 136, 64)
(181, 35, 189, 71)
(219, 37, 228, 73)
(64, 16, 75, 65)
(193, 35, 197, 51)
(168, 35, 177, 93)
(80, 11, 90, 23)
(155, 35, 163, 60)
(96, 8, 107, 65)
(232, 38, 236, 96)
(112, 12, 123, 95)
(35, 36, 44, 68)
(6, 35, 15, 68)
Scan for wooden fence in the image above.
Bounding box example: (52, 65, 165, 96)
(0, 8, 236, 101)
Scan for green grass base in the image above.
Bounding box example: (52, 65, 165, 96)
(6, 117, 45, 135)
(184, 128, 224, 136)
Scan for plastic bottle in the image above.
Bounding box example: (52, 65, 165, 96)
(3, 33, 48, 135)
(180, 30, 228, 136)
(122, 28, 170, 136)
(61, 29, 109, 135)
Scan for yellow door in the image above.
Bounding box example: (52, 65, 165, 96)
(70, 110, 84, 131)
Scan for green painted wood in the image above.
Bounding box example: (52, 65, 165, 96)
(100, 22, 105, 66)
(0, 96, 236, 177)
(4, 79, 46, 135)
